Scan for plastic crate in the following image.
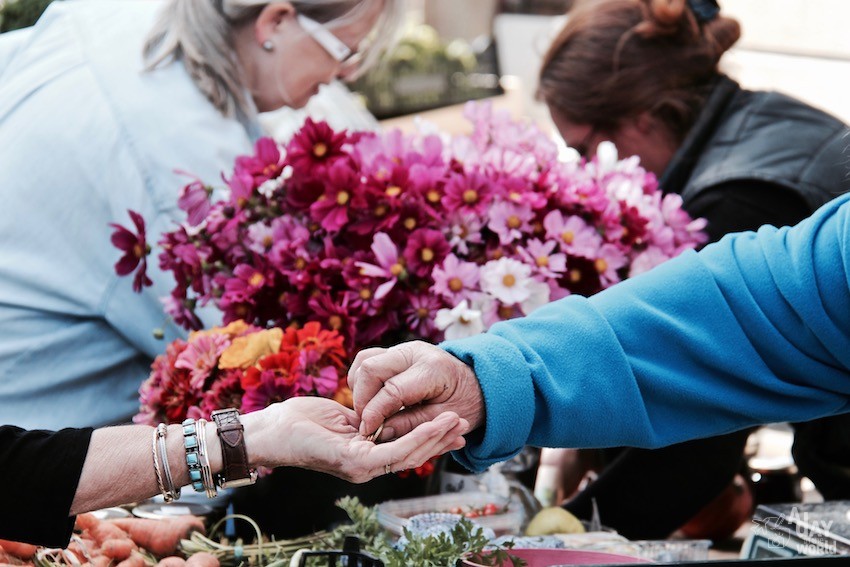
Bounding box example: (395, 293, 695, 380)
(377, 492, 522, 536)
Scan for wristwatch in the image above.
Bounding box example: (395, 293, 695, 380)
(210, 408, 258, 489)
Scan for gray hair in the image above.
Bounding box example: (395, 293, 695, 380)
(143, 0, 402, 117)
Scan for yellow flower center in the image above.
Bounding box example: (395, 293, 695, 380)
(374, 205, 388, 217)
(328, 315, 343, 330)
(336, 191, 350, 206)
(595, 258, 608, 273)
(133, 243, 144, 259)
(562, 231, 575, 244)
(498, 305, 515, 319)
(536, 256, 549, 268)
(570, 269, 582, 283)
(427, 190, 441, 203)
(404, 217, 417, 231)
(502, 274, 516, 288)
(249, 272, 265, 287)
(421, 248, 435, 263)
(416, 307, 429, 319)
(492, 249, 504, 260)
(313, 143, 328, 158)
(359, 288, 372, 300)
(262, 235, 274, 249)
(509, 191, 522, 202)
(507, 215, 522, 229)
(462, 189, 479, 204)
(386, 186, 402, 198)
(390, 263, 404, 277)
(295, 258, 306, 270)
(448, 277, 464, 292)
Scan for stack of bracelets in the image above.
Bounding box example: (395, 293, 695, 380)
(150, 408, 258, 501)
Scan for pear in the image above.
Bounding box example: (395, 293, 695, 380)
(525, 507, 586, 536)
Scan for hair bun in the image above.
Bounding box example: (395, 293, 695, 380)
(650, 0, 687, 26)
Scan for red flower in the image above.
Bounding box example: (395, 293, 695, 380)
(403, 229, 450, 278)
(109, 210, 152, 292)
(240, 351, 300, 413)
(286, 118, 349, 174)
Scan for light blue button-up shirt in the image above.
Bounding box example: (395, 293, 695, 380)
(0, 1, 256, 428)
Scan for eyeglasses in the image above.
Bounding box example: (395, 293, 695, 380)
(297, 14, 356, 64)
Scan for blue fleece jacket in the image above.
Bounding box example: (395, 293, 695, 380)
(443, 193, 850, 473)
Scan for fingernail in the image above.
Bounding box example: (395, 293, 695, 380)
(380, 426, 395, 441)
(359, 422, 367, 436)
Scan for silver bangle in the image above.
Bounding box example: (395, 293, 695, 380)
(156, 423, 181, 502)
(196, 419, 218, 499)
(151, 426, 169, 501)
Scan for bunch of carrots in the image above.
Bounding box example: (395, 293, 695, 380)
(0, 514, 220, 567)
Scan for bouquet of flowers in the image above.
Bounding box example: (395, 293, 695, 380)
(131, 320, 349, 426)
(112, 102, 706, 354)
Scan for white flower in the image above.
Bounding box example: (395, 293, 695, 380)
(479, 257, 533, 305)
(257, 175, 286, 198)
(435, 300, 485, 340)
(595, 141, 619, 175)
(520, 279, 551, 315)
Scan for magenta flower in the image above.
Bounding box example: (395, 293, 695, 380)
(447, 213, 484, 255)
(309, 161, 360, 233)
(178, 180, 212, 226)
(109, 210, 152, 292)
(442, 170, 494, 216)
(235, 137, 284, 186)
(431, 254, 480, 301)
(403, 293, 445, 339)
(403, 228, 450, 278)
(162, 294, 203, 330)
(286, 118, 349, 174)
(594, 243, 628, 287)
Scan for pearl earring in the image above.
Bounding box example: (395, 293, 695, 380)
(262, 40, 274, 52)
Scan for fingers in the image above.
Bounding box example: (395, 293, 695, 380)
(349, 347, 413, 419)
(378, 402, 450, 441)
(347, 347, 387, 391)
(358, 362, 452, 437)
(359, 412, 466, 481)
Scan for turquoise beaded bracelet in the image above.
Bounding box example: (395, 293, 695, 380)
(182, 418, 205, 493)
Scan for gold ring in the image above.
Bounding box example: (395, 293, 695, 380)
(385, 463, 392, 475)
(366, 422, 385, 443)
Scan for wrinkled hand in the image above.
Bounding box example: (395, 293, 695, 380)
(348, 341, 485, 443)
(246, 397, 469, 483)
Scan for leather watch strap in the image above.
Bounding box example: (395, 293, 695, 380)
(210, 408, 257, 488)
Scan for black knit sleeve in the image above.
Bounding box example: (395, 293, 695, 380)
(0, 426, 93, 547)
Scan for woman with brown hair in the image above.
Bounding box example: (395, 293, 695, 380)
(534, 0, 850, 538)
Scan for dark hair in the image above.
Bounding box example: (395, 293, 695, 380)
(538, 0, 741, 141)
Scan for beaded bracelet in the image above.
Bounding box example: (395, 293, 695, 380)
(182, 418, 205, 493)
(196, 419, 218, 498)
(156, 424, 181, 502)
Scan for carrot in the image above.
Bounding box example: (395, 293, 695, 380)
(111, 517, 205, 558)
(156, 557, 187, 567)
(74, 513, 101, 532)
(90, 522, 131, 546)
(100, 538, 138, 561)
(185, 552, 219, 567)
(115, 551, 148, 567)
(89, 555, 112, 567)
(0, 540, 37, 560)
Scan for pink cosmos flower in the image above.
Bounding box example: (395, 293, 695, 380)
(431, 254, 480, 301)
(286, 118, 349, 174)
(310, 161, 361, 233)
(247, 222, 276, 254)
(178, 179, 213, 226)
(403, 229, 450, 278)
(488, 200, 534, 245)
(594, 243, 628, 287)
(447, 213, 484, 255)
(355, 232, 406, 300)
(518, 239, 567, 279)
(442, 170, 494, 216)
(629, 245, 672, 277)
(174, 333, 231, 390)
(109, 210, 152, 292)
(403, 293, 444, 339)
(543, 211, 603, 258)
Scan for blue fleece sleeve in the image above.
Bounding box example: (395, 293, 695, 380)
(444, 194, 850, 473)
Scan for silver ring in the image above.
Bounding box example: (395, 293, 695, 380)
(385, 463, 392, 475)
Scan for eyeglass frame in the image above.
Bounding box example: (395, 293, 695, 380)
(296, 13, 356, 64)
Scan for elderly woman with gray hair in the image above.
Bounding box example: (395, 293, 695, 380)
(0, 0, 399, 431)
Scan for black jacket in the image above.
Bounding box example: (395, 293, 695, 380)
(660, 75, 850, 242)
(0, 426, 92, 546)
